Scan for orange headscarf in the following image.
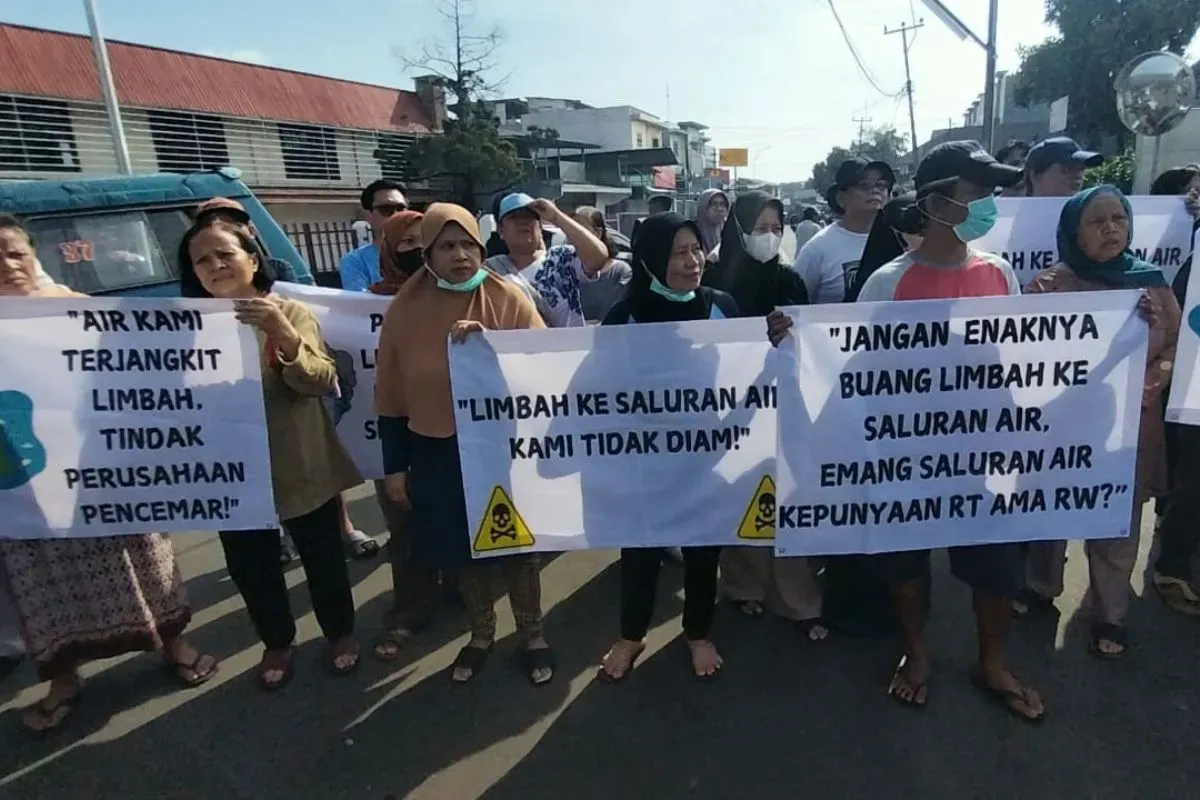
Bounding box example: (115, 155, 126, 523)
(372, 210, 425, 295)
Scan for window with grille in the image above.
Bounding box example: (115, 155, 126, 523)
(0, 95, 80, 173)
(278, 122, 341, 181)
(147, 110, 230, 173)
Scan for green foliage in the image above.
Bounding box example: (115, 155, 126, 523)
(1082, 149, 1135, 193)
(810, 127, 908, 192)
(1014, 0, 1200, 145)
(405, 100, 522, 211)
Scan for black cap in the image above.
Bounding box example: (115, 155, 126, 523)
(1026, 136, 1104, 174)
(825, 157, 896, 213)
(914, 140, 1024, 196)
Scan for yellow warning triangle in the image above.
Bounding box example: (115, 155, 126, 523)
(736, 475, 776, 540)
(473, 486, 536, 553)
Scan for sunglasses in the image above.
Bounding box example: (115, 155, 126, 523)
(373, 203, 407, 216)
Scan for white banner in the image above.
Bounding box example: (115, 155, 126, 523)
(275, 283, 389, 479)
(1167, 264, 1200, 425)
(774, 291, 1147, 557)
(978, 196, 1193, 287)
(0, 298, 275, 538)
(450, 320, 777, 558)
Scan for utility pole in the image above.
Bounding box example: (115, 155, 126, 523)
(920, 0, 999, 152)
(84, 0, 132, 173)
(885, 19, 925, 179)
(852, 115, 872, 146)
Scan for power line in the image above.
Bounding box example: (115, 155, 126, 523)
(826, 0, 903, 98)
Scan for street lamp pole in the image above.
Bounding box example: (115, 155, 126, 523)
(83, 0, 132, 173)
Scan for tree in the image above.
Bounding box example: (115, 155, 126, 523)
(396, 0, 521, 210)
(809, 127, 908, 193)
(1083, 149, 1135, 193)
(1014, 0, 1200, 147)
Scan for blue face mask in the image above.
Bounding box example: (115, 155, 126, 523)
(434, 267, 488, 293)
(641, 260, 695, 303)
(949, 195, 999, 243)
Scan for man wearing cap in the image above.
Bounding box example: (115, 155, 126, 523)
(485, 193, 609, 328)
(1025, 136, 1104, 198)
(193, 198, 300, 283)
(793, 156, 895, 303)
(337, 179, 408, 292)
(846, 141, 1044, 721)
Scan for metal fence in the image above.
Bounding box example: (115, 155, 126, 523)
(282, 221, 359, 276)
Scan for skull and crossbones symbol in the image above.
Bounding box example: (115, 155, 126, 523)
(754, 492, 775, 532)
(490, 503, 517, 542)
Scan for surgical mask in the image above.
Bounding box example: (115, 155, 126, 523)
(641, 260, 695, 303)
(743, 231, 782, 262)
(949, 195, 998, 242)
(433, 266, 488, 293)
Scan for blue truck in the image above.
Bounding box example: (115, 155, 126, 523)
(0, 168, 314, 296)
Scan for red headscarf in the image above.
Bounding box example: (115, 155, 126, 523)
(372, 210, 425, 295)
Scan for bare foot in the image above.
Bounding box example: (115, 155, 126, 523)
(686, 639, 723, 679)
(888, 654, 931, 707)
(976, 665, 1045, 721)
(599, 639, 645, 682)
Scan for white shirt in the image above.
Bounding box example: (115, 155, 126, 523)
(791, 222, 870, 304)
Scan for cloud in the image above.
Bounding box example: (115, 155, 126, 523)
(198, 49, 270, 65)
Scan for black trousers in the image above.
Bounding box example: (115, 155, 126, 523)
(1157, 422, 1200, 582)
(620, 546, 721, 641)
(220, 496, 355, 651)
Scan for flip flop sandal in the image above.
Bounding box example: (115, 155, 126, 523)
(797, 617, 830, 642)
(971, 672, 1045, 724)
(1089, 623, 1128, 660)
(519, 645, 556, 686)
(887, 656, 929, 709)
(23, 687, 84, 735)
(165, 651, 220, 688)
(1011, 589, 1054, 618)
(734, 600, 765, 617)
(1152, 575, 1200, 616)
(597, 643, 646, 684)
(327, 639, 362, 677)
(257, 649, 294, 692)
(371, 629, 414, 662)
(344, 531, 381, 561)
(450, 644, 492, 684)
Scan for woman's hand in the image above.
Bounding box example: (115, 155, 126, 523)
(384, 473, 410, 510)
(449, 320, 486, 344)
(235, 296, 301, 359)
(766, 309, 793, 348)
(1137, 291, 1163, 327)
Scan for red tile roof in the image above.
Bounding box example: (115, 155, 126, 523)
(0, 24, 434, 133)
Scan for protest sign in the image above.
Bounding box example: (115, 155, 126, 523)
(450, 319, 777, 558)
(977, 196, 1193, 287)
(0, 298, 275, 538)
(274, 283, 389, 479)
(774, 291, 1147, 557)
(1167, 263, 1200, 426)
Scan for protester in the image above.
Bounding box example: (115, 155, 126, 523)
(194, 198, 300, 282)
(1019, 186, 1180, 654)
(597, 213, 739, 682)
(844, 192, 921, 303)
(374, 203, 554, 685)
(694, 188, 730, 257)
(338, 179, 408, 292)
(793, 206, 823, 251)
(648, 195, 674, 215)
(0, 214, 217, 732)
(767, 141, 1044, 721)
(485, 193, 609, 328)
(995, 140, 1031, 198)
(1149, 165, 1200, 614)
(181, 220, 362, 690)
(1025, 137, 1103, 198)
(794, 157, 895, 303)
(0, 568, 22, 680)
(571, 206, 632, 322)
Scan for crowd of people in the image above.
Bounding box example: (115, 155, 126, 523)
(1, 135, 1199, 734)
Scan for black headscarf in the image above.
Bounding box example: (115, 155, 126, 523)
(703, 191, 807, 316)
(626, 212, 714, 323)
(846, 192, 917, 303)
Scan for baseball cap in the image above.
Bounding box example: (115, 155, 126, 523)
(825, 157, 896, 213)
(1026, 137, 1104, 174)
(914, 140, 1024, 196)
(498, 192, 537, 221)
(195, 197, 250, 224)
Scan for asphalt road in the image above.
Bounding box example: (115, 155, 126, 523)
(0, 487, 1197, 800)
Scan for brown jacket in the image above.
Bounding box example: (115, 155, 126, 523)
(1024, 264, 1180, 501)
(258, 296, 362, 520)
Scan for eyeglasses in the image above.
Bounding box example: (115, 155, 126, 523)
(373, 203, 407, 216)
(851, 181, 891, 194)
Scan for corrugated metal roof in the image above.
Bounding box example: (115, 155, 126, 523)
(0, 23, 433, 133)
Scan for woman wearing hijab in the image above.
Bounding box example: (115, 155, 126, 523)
(598, 212, 739, 682)
(374, 204, 556, 685)
(697, 193, 827, 639)
(181, 220, 363, 689)
(0, 215, 216, 733)
(1019, 185, 1179, 658)
(694, 188, 730, 258)
(371, 210, 424, 296)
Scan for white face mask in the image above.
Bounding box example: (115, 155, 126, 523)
(743, 231, 782, 263)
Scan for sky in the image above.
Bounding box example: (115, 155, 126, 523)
(3, 0, 1063, 182)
